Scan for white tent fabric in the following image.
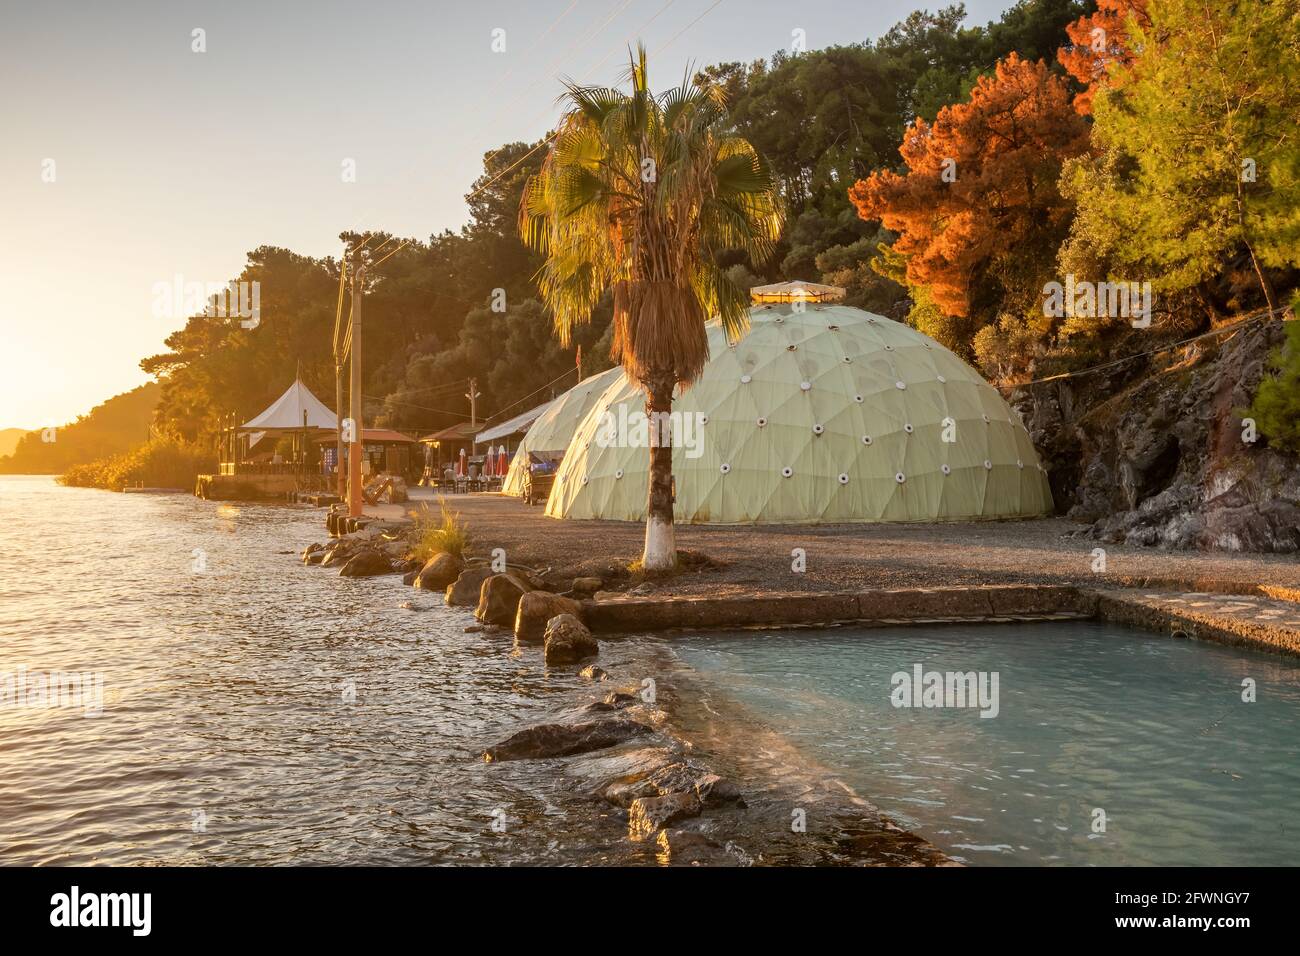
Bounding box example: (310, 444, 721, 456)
(502, 367, 626, 496)
(239, 379, 337, 432)
(546, 304, 1053, 524)
(476, 401, 553, 445)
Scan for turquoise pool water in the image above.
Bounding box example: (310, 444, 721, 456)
(673, 621, 1300, 866)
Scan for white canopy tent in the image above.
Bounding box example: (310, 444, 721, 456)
(222, 377, 338, 475)
(239, 378, 337, 432)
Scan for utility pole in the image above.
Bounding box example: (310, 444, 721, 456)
(347, 263, 365, 518)
(466, 378, 480, 455)
(335, 260, 347, 501)
(335, 358, 345, 499)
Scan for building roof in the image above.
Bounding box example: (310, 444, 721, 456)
(421, 421, 480, 444)
(315, 428, 415, 444)
(239, 379, 337, 431)
(475, 401, 553, 444)
(750, 280, 847, 303)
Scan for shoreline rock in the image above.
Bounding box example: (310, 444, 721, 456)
(483, 717, 652, 762)
(445, 566, 494, 606)
(338, 549, 394, 577)
(543, 613, 598, 665)
(515, 591, 584, 643)
(414, 552, 463, 590)
(475, 572, 533, 626)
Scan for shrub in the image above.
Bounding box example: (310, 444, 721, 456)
(1249, 296, 1300, 453)
(58, 437, 215, 491)
(410, 498, 471, 562)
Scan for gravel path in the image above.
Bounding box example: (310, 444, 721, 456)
(411, 491, 1300, 596)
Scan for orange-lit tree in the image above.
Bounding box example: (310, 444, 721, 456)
(849, 54, 1089, 338)
(1058, 0, 1151, 114)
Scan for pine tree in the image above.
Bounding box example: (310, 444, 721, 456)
(1070, 0, 1300, 311)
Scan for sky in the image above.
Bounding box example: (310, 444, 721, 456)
(0, 0, 1015, 430)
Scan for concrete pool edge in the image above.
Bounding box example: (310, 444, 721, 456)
(580, 584, 1300, 657)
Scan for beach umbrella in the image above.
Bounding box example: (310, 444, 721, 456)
(485, 445, 496, 478)
(497, 445, 508, 477)
(457, 447, 467, 477)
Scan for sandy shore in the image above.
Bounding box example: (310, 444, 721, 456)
(407, 490, 1300, 595)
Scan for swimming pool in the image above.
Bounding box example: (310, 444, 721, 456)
(673, 621, 1300, 866)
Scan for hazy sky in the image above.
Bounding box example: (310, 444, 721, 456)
(0, 0, 1014, 429)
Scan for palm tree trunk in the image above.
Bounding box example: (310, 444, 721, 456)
(642, 372, 676, 571)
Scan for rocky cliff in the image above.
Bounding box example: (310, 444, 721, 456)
(1014, 317, 1300, 553)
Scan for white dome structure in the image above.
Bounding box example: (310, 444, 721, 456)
(502, 366, 626, 496)
(545, 303, 1052, 524)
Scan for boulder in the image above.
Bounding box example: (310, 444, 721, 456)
(483, 718, 651, 762)
(402, 570, 420, 586)
(319, 541, 357, 568)
(415, 552, 463, 590)
(302, 542, 325, 564)
(515, 591, 584, 643)
(563, 745, 681, 795)
(543, 614, 598, 665)
(571, 576, 603, 594)
(628, 792, 702, 841)
(338, 549, 393, 577)
(445, 566, 495, 607)
(602, 761, 744, 810)
(655, 828, 723, 864)
(693, 772, 745, 808)
(579, 664, 609, 682)
(475, 572, 534, 626)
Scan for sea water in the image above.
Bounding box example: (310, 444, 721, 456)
(673, 621, 1300, 865)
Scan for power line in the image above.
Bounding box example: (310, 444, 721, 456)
(481, 366, 579, 424)
(331, 263, 347, 357)
(477, 0, 678, 174)
(995, 305, 1292, 392)
(652, 0, 722, 56)
(365, 393, 475, 419)
(346, 0, 700, 282)
(339, 0, 605, 243)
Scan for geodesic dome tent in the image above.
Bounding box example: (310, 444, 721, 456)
(544, 303, 1052, 524)
(502, 366, 626, 496)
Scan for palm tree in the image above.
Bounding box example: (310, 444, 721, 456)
(520, 46, 783, 571)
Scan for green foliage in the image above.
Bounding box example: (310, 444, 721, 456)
(1065, 0, 1300, 307)
(693, 1, 1089, 302)
(973, 314, 1042, 382)
(1249, 296, 1300, 452)
(57, 437, 215, 491)
(871, 243, 983, 353)
(520, 46, 783, 386)
(411, 498, 471, 562)
(0, 382, 160, 474)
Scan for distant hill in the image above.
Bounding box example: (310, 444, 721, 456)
(0, 428, 25, 458)
(0, 382, 161, 474)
